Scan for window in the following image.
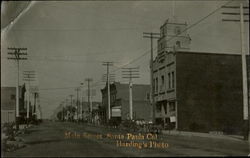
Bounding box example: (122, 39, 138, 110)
(156, 104, 161, 113)
(175, 26, 181, 35)
(161, 75, 164, 86)
(153, 79, 155, 94)
(169, 102, 176, 112)
(164, 104, 167, 114)
(172, 71, 175, 88)
(156, 77, 158, 93)
(161, 75, 165, 91)
(11, 94, 15, 100)
(168, 73, 171, 89)
(146, 92, 150, 100)
(160, 28, 164, 37)
(161, 27, 166, 37)
(176, 41, 181, 48)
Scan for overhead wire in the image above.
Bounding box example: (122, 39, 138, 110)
(20, 0, 235, 108)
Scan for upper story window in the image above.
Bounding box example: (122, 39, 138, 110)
(175, 26, 181, 35)
(176, 41, 181, 48)
(169, 102, 176, 112)
(152, 79, 155, 92)
(160, 26, 166, 37)
(168, 71, 175, 89)
(172, 71, 175, 88)
(146, 92, 150, 101)
(161, 75, 165, 91)
(164, 104, 167, 114)
(160, 43, 163, 49)
(168, 73, 171, 89)
(156, 77, 158, 93)
(156, 104, 161, 113)
(160, 28, 164, 37)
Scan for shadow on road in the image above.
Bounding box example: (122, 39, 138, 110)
(25, 139, 63, 145)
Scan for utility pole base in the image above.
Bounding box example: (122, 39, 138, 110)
(16, 116, 20, 130)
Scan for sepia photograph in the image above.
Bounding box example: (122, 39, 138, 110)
(1, 0, 250, 157)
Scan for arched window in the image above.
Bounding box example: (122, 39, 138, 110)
(176, 41, 181, 48)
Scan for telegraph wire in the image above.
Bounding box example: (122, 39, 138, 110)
(110, 0, 234, 73)
(9, 0, 236, 104)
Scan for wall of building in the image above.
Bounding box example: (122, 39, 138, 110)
(153, 51, 177, 127)
(1, 110, 15, 124)
(121, 99, 151, 121)
(176, 52, 244, 134)
(1, 87, 16, 124)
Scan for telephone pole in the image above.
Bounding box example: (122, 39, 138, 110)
(33, 91, 39, 120)
(69, 95, 73, 107)
(69, 95, 73, 121)
(102, 62, 113, 122)
(80, 83, 84, 121)
(61, 102, 64, 121)
(65, 98, 69, 121)
(222, 2, 249, 140)
(75, 87, 80, 121)
(122, 67, 140, 120)
(85, 78, 93, 122)
(143, 32, 160, 123)
(7, 47, 27, 130)
(23, 70, 36, 125)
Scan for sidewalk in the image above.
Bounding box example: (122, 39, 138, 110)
(162, 130, 244, 141)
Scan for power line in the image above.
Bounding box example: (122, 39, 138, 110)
(13, 0, 236, 111)
(165, 0, 234, 45)
(110, 0, 234, 75)
(39, 86, 82, 91)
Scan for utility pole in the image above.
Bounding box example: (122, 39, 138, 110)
(80, 83, 84, 122)
(85, 78, 93, 122)
(143, 32, 160, 123)
(69, 95, 73, 121)
(61, 103, 64, 121)
(7, 47, 27, 130)
(102, 62, 113, 122)
(221, 2, 249, 141)
(69, 95, 73, 107)
(75, 87, 80, 122)
(122, 67, 140, 120)
(23, 70, 36, 125)
(65, 98, 69, 121)
(33, 92, 38, 120)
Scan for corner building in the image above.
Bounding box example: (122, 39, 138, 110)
(153, 18, 248, 135)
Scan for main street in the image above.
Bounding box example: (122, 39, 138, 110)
(3, 121, 249, 157)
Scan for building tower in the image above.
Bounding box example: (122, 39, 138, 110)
(158, 17, 191, 54)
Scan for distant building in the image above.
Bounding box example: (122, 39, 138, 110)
(152, 17, 249, 135)
(1, 85, 26, 124)
(80, 101, 103, 123)
(101, 82, 151, 123)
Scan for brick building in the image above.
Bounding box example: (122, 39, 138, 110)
(101, 82, 151, 123)
(152, 18, 249, 135)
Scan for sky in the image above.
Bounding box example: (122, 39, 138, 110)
(1, 0, 249, 118)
